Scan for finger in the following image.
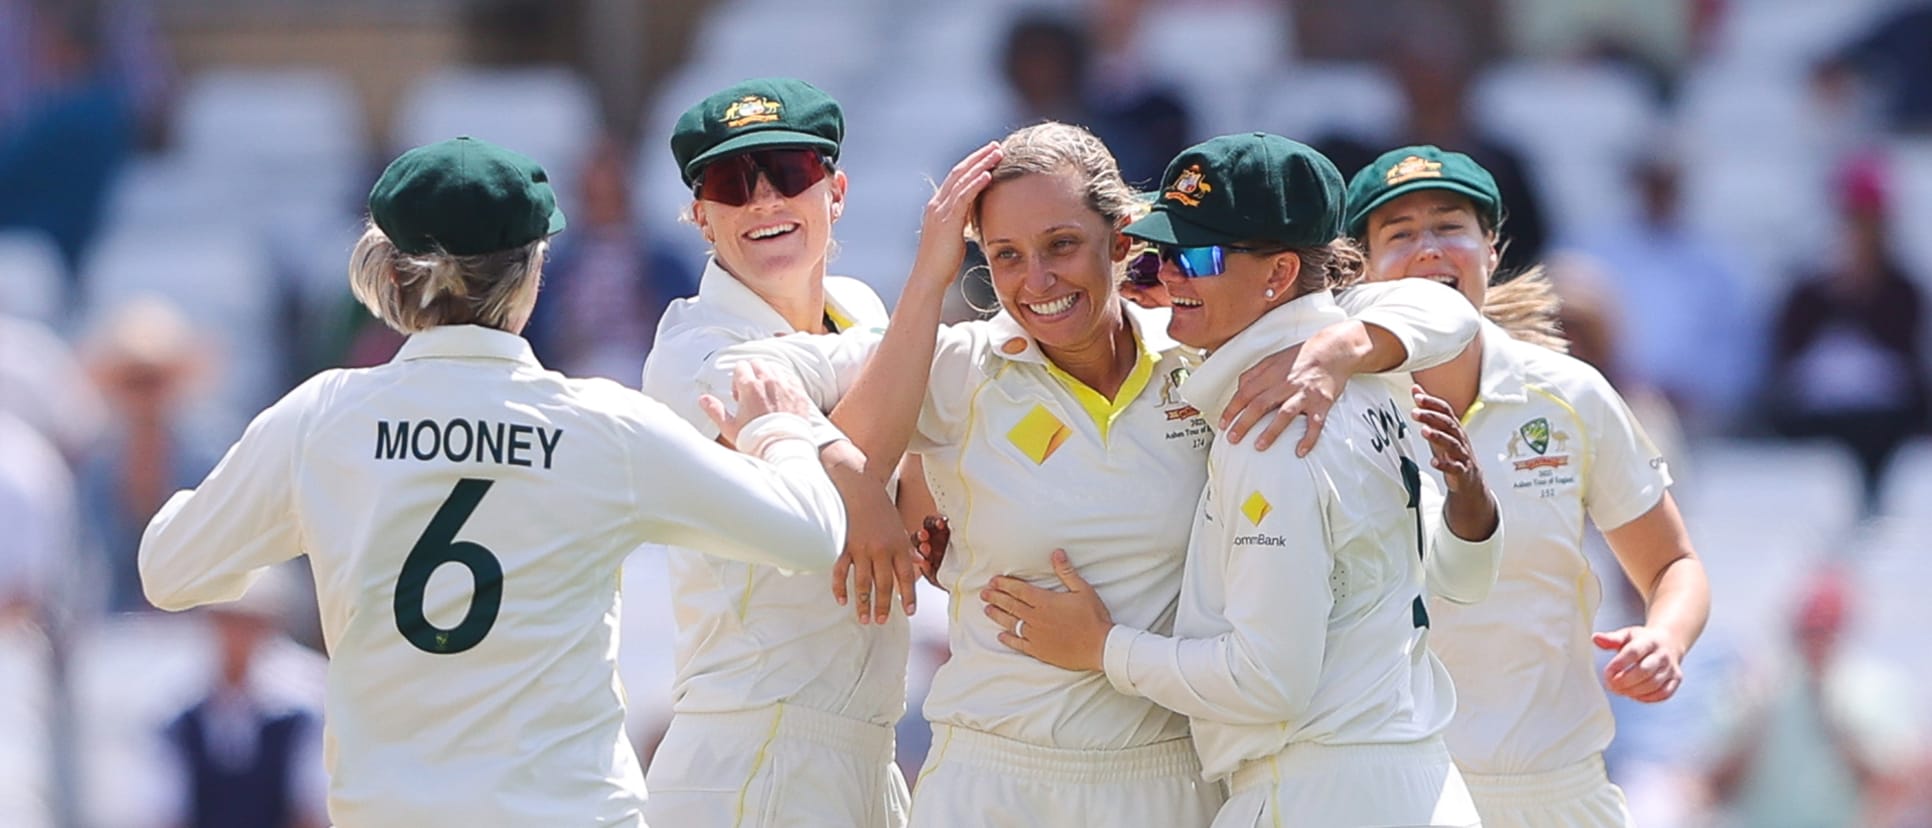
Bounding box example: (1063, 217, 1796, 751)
(1049, 549, 1091, 593)
(1221, 363, 1269, 431)
(1291, 409, 1326, 457)
(1410, 407, 1465, 438)
(1221, 392, 1280, 445)
(1411, 384, 1455, 415)
(1418, 426, 1473, 461)
(980, 585, 1034, 615)
(1592, 630, 1630, 651)
(894, 548, 919, 616)
(988, 576, 1054, 606)
(871, 559, 897, 624)
(1637, 676, 1683, 703)
(996, 631, 1036, 656)
(983, 602, 1020, 632)
(698, 394, 730, 435)
(831, 552, 852, 606)
(853, 559, 876, 624)
(1604, 641, 1653, 679)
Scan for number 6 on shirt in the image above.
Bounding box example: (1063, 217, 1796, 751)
(395, 478, 503, 654)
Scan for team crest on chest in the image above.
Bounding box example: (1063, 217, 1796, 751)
(1164, 165, 1214, 207)
(721, 96, 782, 128)
(1508, 416, 1571, 472)
(1159, 365, 1199, 420)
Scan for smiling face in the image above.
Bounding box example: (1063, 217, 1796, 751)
(1362, 189, 1497, 307)
(1155, 244, 1295, 352)
(691, 158, 846, 291)
(977, 170, 1129, 353)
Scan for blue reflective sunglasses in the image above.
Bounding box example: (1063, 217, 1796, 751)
(1124, 243, 1270, 286)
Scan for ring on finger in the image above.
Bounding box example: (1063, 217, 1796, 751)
(1015, 619, 1027, 639)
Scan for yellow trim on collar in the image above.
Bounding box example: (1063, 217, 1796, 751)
(1040, 334, 1158, 443)
(823, 304, 854, 333)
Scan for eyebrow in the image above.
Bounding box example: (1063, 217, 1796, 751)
(1373, 204, 1473, 232)
(983, 223, 1086, 247)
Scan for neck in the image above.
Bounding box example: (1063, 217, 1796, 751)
(1040, 306, 1138, 399)
(729, 260, 831, 333)
(1413, 330, 1485, 418)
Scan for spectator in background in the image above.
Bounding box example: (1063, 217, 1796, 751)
(1765, 154, 1929, 512)
(78, 297, 219, 613)
(1582, 152, 1759, 433)
(0, 2, 135, 276)
(1815, 1, 1932, 135)
(159, 567, 328, 828)
(1310, 19, 1551, 274)
(523, 136, 694, 382)
(996, 10, 1192, 188)
(0, 409, 72, 621)
(1707, 567, 1921, 827)
(0, 0, 171, 134)
(0, 311, 107, 462)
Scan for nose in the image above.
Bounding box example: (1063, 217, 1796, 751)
(1155, 255, 1187, 288)
(1021, 254, 1056, 294)
(745, 172, 783, 208)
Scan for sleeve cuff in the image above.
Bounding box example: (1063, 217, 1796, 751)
(1350, 307, 1426, 373)
(801, 407, 850, 450)
(736, 412, 817, 459)
(1103, 625, 1146, 698)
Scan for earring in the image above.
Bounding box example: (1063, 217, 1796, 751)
(1264, 288, 1276, 299)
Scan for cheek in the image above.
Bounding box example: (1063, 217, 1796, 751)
(1367, 243, 1411, 281)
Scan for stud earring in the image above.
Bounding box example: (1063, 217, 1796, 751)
(1264, 288, 1277, 299)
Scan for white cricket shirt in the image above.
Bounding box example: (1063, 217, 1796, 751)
(139, 325, 846, 827)
(711, 279, 1486, 751)
(1428, 321, 1672, 775)
(641, 259, 909, 727)
(1101, 292, 1505, 782)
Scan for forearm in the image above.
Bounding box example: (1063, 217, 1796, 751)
(1642, 554, 1709, 656)
(827, 276, 948, 482)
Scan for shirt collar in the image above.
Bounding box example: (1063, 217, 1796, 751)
(695, 257, 859, 335)
(1182, 291, 1348, 425)
(394, 325, 542, 366)
(1473, 318, 1528, 407)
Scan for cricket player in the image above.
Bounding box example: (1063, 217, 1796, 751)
(719, 124, 1501, 827)
(138, 137, 854, 827)
(988, 134, 1501, 827)
(639, 78, 915, 828)
(1347, 144, 1711, 828)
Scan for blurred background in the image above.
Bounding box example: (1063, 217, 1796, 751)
(1, 0, 1929, 825)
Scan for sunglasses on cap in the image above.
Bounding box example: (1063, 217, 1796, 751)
(693, 148, 832, 206)
(1123, 243, 1271, 286)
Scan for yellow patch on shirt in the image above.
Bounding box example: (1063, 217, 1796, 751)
(1007, 404, 1071, 465)
(1241, 491, 1272, 526)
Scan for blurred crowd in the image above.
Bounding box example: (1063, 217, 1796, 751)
(2, 0, 1930, 826)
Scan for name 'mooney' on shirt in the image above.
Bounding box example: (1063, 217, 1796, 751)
(374, 419, 563, 469)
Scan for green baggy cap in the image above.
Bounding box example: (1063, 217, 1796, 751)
(1344, 144, 1502, 239)
(369, 136, 566, 256)
(1123, 132, 1345, 249)
(671, 77, 844, 187)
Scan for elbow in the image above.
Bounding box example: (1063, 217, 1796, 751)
(137, 547, 196, 613)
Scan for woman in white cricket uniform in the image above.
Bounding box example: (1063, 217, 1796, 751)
(988, 133, 1504, 828)
(1345, 145, 1711, 828)
(136, 137, 854, 827)
(708, 123, 1500, 827)
(639, 77, 925, 828)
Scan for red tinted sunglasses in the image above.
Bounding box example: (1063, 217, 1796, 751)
(693, 148, 832, 206)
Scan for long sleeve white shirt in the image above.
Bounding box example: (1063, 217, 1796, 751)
(712, 279, 1487, 751)
(138, 325, 844, 827)
(640, 259, 910, 726)
(1100, 292, 1503, 782)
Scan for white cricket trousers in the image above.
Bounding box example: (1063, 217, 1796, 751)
(644, 703, 910, 828)
(909, 724, 1224, 828)
(1214, 738, 1480, 827)
(1460, 753, 1632, 828)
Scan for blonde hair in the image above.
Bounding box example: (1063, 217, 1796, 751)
(1280, 236, 1369, 300)
(348, 220, 547, 335)
(1481, 266, 1569, 352)
(967, 121, 1148, 244)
